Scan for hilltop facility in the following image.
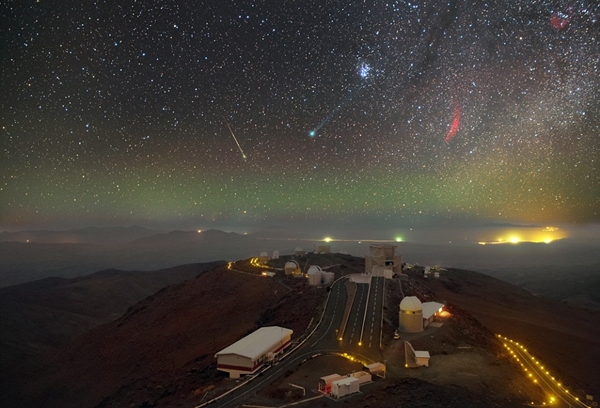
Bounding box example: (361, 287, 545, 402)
(214, 326, 293, 378)
(365, 244, 402, 277)
(398, 296, 444, 333)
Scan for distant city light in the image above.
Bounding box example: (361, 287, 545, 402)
(197, 229, 202, 233)
(324, 237, 332, 242)
(395, 236, 403, 242)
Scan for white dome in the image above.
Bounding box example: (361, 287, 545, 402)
(400, 296, 422, 312)
(307, 265, 322, 274)
(285, 261, 299, 269)
(295, 247, 303, 251)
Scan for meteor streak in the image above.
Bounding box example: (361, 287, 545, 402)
(225, 121, 247, 159)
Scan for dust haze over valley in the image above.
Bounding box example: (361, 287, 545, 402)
(2, 223, 599, 309)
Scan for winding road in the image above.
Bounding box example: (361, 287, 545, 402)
(199, 273, 386, 408)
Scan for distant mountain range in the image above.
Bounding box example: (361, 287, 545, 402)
(1, 227, 599, 311)
(0, 225, 163, 244)
(0, 228, 316, 287)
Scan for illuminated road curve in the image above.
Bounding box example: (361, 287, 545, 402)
(198, 274, 385, 408)
(499, 335, 590, 408)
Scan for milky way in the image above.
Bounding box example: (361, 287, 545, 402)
(2, 0, 599, 230)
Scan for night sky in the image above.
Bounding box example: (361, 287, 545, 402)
(2, 0, 599, 231)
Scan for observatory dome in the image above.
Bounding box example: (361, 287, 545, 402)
(307, 265, 322, 274)
(400, 296, 422, 312)
(307, 265, 323, 286)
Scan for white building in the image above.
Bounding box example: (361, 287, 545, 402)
(350, 371, 371, 384)
(272, 250, 279, 259)
(215, 326, 293, 378)
(307, 265, 323, 286)
(399, 296, 424, 333)
(364, 362, 386, 378)
(405, 341, 430, 368)
(318, 374, 343, 393)
(331, 376, 360, 398)
(322, 271, 335, 284)
(365, 244, 401, 276)
(399, 297, 445, 333)
(422, 302, 444, 328)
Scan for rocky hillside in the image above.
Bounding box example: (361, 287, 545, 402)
(1, 254, 598, 407)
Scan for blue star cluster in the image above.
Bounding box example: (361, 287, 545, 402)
(1, 0, 599, 230)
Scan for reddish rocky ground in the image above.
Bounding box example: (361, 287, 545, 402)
(2, 261, 327, 408)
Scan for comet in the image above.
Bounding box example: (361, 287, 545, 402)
(445, 100, 461, 143)
(225, 121, 247, 160)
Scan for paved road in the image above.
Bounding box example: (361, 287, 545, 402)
(501, 336, 590, 408)
(342, 282, 368, 346)
(205, 277, 351, 408)
(361, 276, 384, 350)
(202, 274, 386, 408)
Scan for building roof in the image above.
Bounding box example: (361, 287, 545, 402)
(307, 265, 322, 274)
(414, 350, 430, 359)
(215, 326, 292, 361)
(365, 362, 386, 373)
(422, 302, 444, 319)
(320, 374, 343, 382)
(400, 296, 422, 311)
(333, 376, 359, 386)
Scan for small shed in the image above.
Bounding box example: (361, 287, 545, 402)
(318, 374, 343, 393)
(404, 341, 430, 368)
(350, 371, 371, 384)
(415, 350, 431, 367)
(422, 302, 444, 328)
(331, 376, 360, 398)
(364, 362, 386, 377)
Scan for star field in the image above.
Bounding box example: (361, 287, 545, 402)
(1, 0, 599, 230)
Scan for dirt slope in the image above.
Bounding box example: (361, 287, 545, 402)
(410, 267, 600, 397)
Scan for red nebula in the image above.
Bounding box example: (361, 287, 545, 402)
(550, 13, 570, 31)
(550, 5, 574, 31)
(445, 102, 461, 144)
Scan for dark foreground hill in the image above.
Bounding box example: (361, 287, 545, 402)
(1, 254, 599, 408)
(0, 261, 225, 371)
(0, 257, 336, 408)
